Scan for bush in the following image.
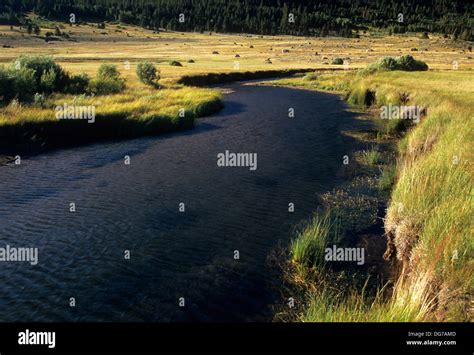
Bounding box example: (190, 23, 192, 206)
(1, 56, 111, 103)
(91, 63, 125, 94)
(136, 61, 159, 86)
(97, 63, 121, 80)
(39, 69, 57, 93)
(177, 69, 311, 86)
(396, 54, 428, 71)
(376, 56, 399, 70)
(332, 57, 344, 65)
(0, 66, 16, 103)
(169, 60, 182, 67)
(12, 67, 38, 101)
(88, 77, 124, 95)
(360, 55, 428, 75)
(13, 55, 68, 92)
(65, 72, 90, 94)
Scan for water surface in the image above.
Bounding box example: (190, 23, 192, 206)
(0, 84, 367, 321)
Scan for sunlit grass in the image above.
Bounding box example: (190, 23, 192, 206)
(271, 71, 355, 93)
(291, 212, 332, 270)
(287, 69, 473, 322)
(0, 77, 223, 151)
(360, 148, 382, 166)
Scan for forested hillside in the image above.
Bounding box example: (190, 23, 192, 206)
(0, 0, 472, 39)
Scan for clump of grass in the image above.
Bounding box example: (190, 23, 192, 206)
(360, 148, 382, 166)
(332, 57, 344, 65)
(347, 84, 375, 107)
(378, 164, 396, 190)
(378, 116, 414, 136)
(303, 72, 318, 81)
(320, 189, 378, 235)
(290, 212, 332, 270)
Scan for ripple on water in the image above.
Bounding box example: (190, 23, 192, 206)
(0, 85, 366, 321)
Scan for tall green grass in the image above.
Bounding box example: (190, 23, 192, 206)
(360, 148, 382, 166)
(294, 69, 473, 322)
(378, 164, 397, 190)
(291, 212, 332, 270)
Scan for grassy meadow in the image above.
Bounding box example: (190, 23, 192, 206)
(1, 19, 472, 152)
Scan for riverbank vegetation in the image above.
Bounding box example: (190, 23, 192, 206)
(0, 55, 223, 153)
(272, 60, 473, 322)
(177, 69, 313, 86)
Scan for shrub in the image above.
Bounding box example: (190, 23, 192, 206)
(0, 66, 16, 103)
(376, 56, 399, 70)
(97, 63, 121, 80)
(332, 57, 344, 65)
(39, 68, 57, 93)
(136, 61, 159, 86)
(91, 63, 125, 94)
(169, 60, 182, 66)
(13, 55, 68, 93)
(65, 72, 90, 94)
(88, 77, 124, 95)
(396, 54, 428, 71)
(360, 55, 428, 75)
(12, 67, 38, 101)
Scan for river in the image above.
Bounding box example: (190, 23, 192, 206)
(0, 83, 369, 321)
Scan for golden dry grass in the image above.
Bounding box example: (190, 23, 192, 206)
(1, 20, 473, 85)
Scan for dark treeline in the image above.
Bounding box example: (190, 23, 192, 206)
(1, 0, 472, 39)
